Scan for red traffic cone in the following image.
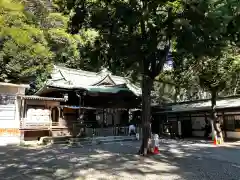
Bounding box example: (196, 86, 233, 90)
(153, 146, 159, 154)
(213, 137, 217, 145)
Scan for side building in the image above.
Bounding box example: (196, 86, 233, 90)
(153, 96, 240, 139)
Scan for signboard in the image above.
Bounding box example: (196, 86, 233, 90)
(0, 94, 15, 121)
(0, 94, 15, 105)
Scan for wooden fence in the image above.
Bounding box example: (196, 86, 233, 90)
(85, 126, 142, 137)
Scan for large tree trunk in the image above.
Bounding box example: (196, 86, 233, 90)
(210, 90, 222, 141)
(139, 75, 153, 156)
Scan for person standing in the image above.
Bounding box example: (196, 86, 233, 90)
(129, 123, 136, 136)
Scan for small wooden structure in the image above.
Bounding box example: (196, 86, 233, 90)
(18, 95, 68, 141)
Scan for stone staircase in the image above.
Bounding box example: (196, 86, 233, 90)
(39, 135, 138, 146)
(93, 136, 137, 144)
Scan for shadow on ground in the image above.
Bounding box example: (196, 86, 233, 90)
(0, 140, 240, 180)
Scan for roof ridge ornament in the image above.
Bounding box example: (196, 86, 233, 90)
(99, 67, 112, 76)
(92, 73, 116, 86)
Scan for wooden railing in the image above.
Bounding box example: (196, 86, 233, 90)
(20, 118, 51, 129)
(20, 119, 83, 130)
(20, 118, 142, 137)
(85, 127, 142, 137)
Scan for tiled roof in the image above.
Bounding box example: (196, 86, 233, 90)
(169, 97, 240, 112)
(18, 95, 66, 102)
(36, 65, 141, 96)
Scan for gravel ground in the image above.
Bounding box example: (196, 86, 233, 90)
(0, 141, 240, 180)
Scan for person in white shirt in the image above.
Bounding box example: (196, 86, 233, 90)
(129, 123, 136, 136)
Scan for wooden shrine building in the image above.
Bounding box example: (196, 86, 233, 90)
(20, 66, 142, 140)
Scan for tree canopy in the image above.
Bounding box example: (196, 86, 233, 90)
(0, 0, 53, 83)
(0, 0, 100, 89)
(1, 0, 239, 102)
(66, 0, 240, 154)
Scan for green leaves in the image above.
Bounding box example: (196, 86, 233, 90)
(69, 0, 180, 78)
(0, 0, 101, 87)
(0, 0, 54, 83)
(170, 0, 240, 100)
(46, 28, 80, 66)
(175, 0, 234, 58)
(1, 0, 239, 100)
(44, 13, 68, 29)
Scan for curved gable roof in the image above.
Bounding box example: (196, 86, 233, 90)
(36, 65, 141, 96)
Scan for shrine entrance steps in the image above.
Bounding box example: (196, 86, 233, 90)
(38, 135, 138, 146)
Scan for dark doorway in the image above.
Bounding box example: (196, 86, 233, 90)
(181, 120, 192, 138)
(51, 107, 59, 125)
(152, 114, 160, 134)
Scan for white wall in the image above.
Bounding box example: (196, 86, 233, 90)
(191, 115, 240, 139)
(0, 86, 26, 145)
(192, 131, 205, 137)
(0, 86, 18, 94)
(191, 116, 205, 130)
(226, 131, 240, 139)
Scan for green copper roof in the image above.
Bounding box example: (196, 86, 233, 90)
(36, 65, 142, 96)
(86, 86, 132, 94)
